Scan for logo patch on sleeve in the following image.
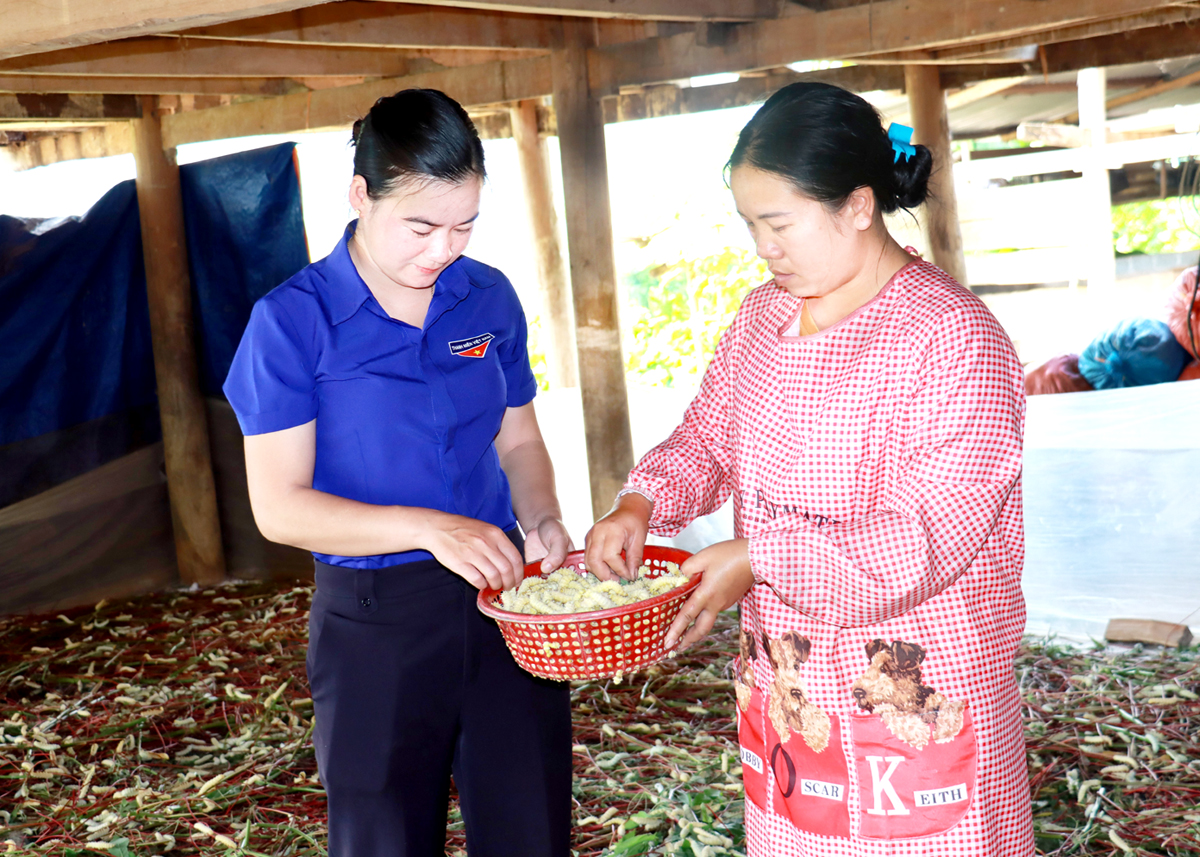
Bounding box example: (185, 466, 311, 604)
(449, 332, 495, 358)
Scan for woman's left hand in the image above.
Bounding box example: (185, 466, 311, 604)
(525, 517, 573, 573)
(664, 538, 755, 652)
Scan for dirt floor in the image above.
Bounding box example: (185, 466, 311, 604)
(0, 580, 1197, 856)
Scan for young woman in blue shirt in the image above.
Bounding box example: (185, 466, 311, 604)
(224, 89, 572, 857)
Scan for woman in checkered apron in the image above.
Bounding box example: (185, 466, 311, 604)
(585, 83, 1034, 855)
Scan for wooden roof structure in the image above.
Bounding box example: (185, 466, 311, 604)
(2, 0, 1198, 589)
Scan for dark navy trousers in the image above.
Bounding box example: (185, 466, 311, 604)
(307, 531, 572, 857)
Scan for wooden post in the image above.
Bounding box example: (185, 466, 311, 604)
(904, 64, 968, 286)
(132, 96, 226, 585)
(510, 97, 578, 389)
(1077, 67, 1116, 297)
(551, 25, 636, 520)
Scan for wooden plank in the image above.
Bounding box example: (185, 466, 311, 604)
(0, 0, 328, 63)
(1103, 67, 1200, 114)
(3, 124, 136, 170)
(178, 1, 570, 49)
(905, 65, 967, 286)
(0, 75, 300, 95)
(132, 95, 226, 586)
(152, 57, 1028, 148)
(959, 133, 1200, 182)
(388, 0, 776, 22)
(1105, 618, 1193, 649)
(0, 93, 140, 120)
(161, 54, 551, 146)
(1016, 122, 1085, 148)
(511, 98, 577, 389)
(0, 38, 416, 78)
(865, 7, 1200, 64)
(611, 65, 908, 122)
(1042, 20, 1200, 73)
(942, 76, 1024, 110)
(552, 21, 634, 519)
(589, 0, 1181, 93)
(1077, 67, 1115, 293)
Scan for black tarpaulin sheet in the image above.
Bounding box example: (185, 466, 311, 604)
(181, 143, 308, 397)
(0, 180, 155, 454)
(0, 143, 310, 614)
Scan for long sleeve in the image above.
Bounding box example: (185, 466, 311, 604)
(748, 306, 1025, 628)
(624, 312, 742, 536)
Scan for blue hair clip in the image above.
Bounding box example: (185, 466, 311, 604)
(887, 123, 916, 163)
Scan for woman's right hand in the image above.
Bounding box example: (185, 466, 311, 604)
(422, 511, 526, 591)
(584, 492, 653, 582)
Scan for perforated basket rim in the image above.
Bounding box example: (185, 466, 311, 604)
(476, 546, 695, 625)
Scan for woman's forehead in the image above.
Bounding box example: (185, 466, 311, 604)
(730, 167, 818, 215)
(375, 175, 482, 215)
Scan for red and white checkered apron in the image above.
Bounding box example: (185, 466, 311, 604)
(626, 258, 1034, 856)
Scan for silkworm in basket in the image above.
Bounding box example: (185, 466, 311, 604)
(499, 564, 687, 615)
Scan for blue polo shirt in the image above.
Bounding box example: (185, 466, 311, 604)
(223, 223, 538, 569)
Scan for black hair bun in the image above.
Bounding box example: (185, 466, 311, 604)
(347, 89, 484, 199)
(892, 143, 933, 210)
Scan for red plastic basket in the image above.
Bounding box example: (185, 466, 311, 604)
(477, 546, 697, 681)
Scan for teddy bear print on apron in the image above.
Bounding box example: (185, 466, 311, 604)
(736, 629, 978, 841)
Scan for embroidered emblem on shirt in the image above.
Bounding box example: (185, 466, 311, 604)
(449, 333, 495, 358)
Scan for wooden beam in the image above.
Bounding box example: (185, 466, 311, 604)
(861, 6, 1200, 64)
(905, 65, 966, 286)
(942, 76, 1025, 111)
(0, 0, 328, 63)
(0, 75, 301, 95)
(1058, 67, 1200, 124)
(511, 98, 578, 390)
(386, 0, 776, 22)
(180, 2, 555, 49)
(589, 0, 1181, 92)
(180, 1, 561, 49)
(132, 95, 226, 587)
(1016, 122, 1085, 148)
(2, 124, 138, 169)
(610, 65, 907, 122)
(0, 38, 418, 79)
(552, 21, 634, 519)
(1076, 68, 1115, 292)
(0, 93, 140, 120)
(1104, 67, 1200, 114)
(477, 67, 908, 138)
(161, 55, 550, 146)
(153, 57, 1038, 150)
(1042, 20, 1200, 73)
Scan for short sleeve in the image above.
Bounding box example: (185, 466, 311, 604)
(222, 296, 318, 435)
(498, 295, 538, 409)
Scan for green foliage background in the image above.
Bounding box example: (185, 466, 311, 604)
(622, 246, 768, 388)
(526, 240, 768, 391)
(1112, 198, 1200, 256)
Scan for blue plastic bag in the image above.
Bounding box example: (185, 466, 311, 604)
(1078, 318, 1189, 389)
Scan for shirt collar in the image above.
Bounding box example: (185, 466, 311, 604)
(322, 222, 374, 325)
(322, 220, 473, 326)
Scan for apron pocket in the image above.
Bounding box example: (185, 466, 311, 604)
(850, 705, 977, 840)
(765, 712, 851, 838)
(737, 686, 769, 811)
